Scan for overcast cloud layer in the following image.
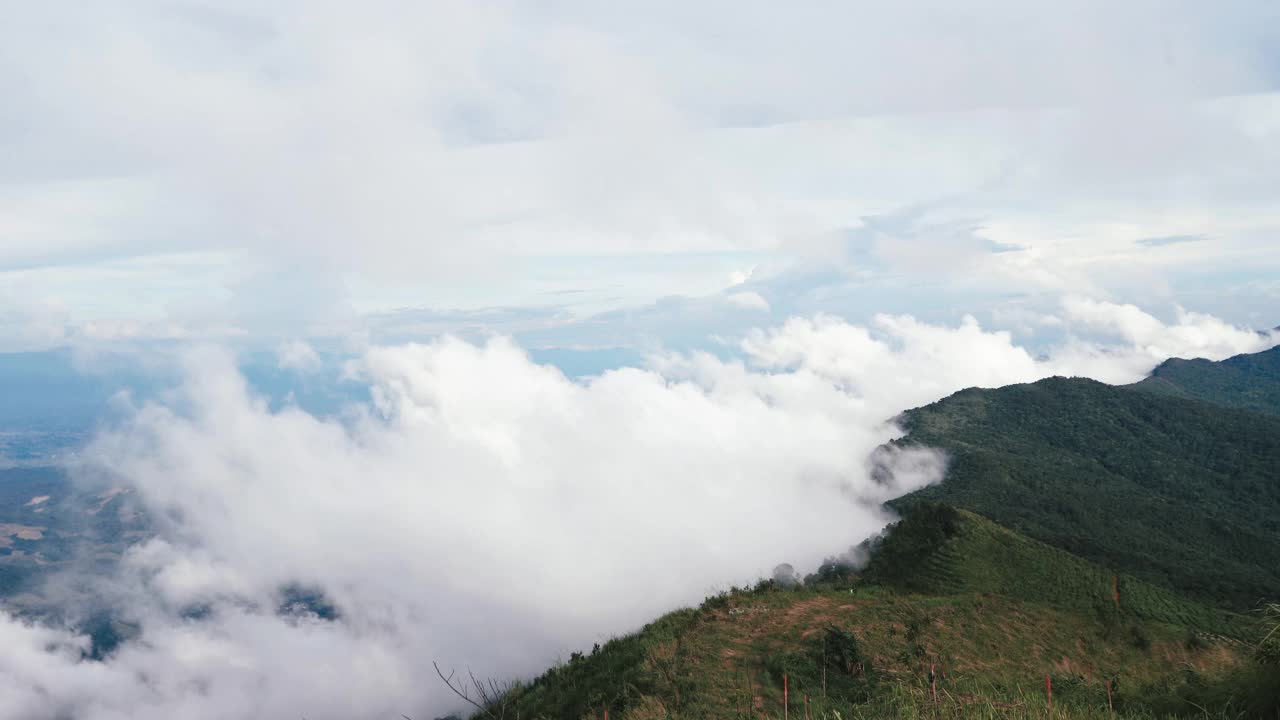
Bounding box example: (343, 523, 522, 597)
(2, 1, 1280, 348)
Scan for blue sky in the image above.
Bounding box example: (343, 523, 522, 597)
(2, 1, 1280, 360)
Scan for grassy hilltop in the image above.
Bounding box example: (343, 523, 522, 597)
(459, 508, 1273, 720)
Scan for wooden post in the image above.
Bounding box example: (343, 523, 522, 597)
(1106, 679, 1114, 718)
(804, 693, 810, 720)
(783, 673, 789, 720)
(1046, 674, 1053, 715)
(930, 663, 938, 704)
(821, 648, 827, 699)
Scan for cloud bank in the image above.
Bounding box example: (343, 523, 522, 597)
(0, 302, 1274, 719)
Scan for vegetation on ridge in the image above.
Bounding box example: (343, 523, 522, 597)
(891, 375, 1280, 610)
(1131, 344, 1280, 416)
(454, 506, 1268, 720)
(861, 504, 1249, 640)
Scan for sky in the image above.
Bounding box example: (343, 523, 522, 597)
(2, 0, 1280, 354)
(2, 2, 1280, 718)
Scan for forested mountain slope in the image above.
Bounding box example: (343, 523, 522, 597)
(1131, 345, 1280, 416)
(892, 375, 1280, 609)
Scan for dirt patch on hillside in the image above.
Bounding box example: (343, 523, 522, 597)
(784, 596, 836, 618)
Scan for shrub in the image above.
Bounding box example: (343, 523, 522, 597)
(700, 592, 729, 612)
(765, 626, 876, 705)
(1184, 628, 1207, 651)
(1127, 623, 1152, 651)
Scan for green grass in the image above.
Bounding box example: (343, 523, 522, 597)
(475, 582, 1255, 720)
(862, 505, 1251, 640)
(472, 511, 1262, 720)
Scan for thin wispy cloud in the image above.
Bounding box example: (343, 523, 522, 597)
(1136, 233, 1208, 248)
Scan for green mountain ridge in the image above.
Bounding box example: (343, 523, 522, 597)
(892, 373, 1280, 609)
(1130, 344, 1280, 416)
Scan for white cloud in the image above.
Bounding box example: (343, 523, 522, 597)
(725, 291, 770, 311)
(275, 339, 322, 372)
(729, 267, 757, 286)
(743, 314, 1043, 413)
(1062, 297, 1276, 360)
(15, 332, 941, 719)
(742, 302, 1279, 406)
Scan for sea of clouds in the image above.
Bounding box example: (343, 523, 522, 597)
(0, 299, 1273, 719)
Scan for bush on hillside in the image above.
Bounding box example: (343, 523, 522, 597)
(765, 626, 875, 705)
